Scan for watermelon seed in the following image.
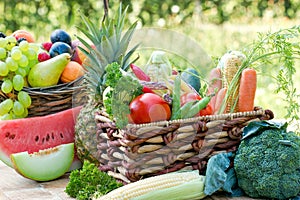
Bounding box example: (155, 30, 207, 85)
(5, 132, 10, 137)
(35, 136, 39, 142)
(46, 134, 50, 141)
(51, 132, 55, 139)
(42, 138, 45, 144)
(60, 133, 64, 138)
(5, 132, 15, 139)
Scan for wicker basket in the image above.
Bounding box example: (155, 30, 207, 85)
(0, 76, 87, 117)
(95, 106, 274, 183)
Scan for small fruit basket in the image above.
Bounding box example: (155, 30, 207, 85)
(0, 29, 87, 119)
(0, 76, 85, 117)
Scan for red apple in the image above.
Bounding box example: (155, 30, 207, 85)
(71, 40, 87, 65)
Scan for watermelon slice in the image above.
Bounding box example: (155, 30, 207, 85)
(0, 106, 82, 168)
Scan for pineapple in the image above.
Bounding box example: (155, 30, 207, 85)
(74, 4, 138, 165)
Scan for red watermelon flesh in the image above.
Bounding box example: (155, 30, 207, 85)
(0, 106, 82, 167)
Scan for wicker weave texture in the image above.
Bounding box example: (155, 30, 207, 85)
(0, 77, 87, 117)
(95, 107, 274, 183)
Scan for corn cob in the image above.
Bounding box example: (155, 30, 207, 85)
(219, 51, 245, 113)
(166, 75, 195, 94)
(95, 170, 206, 200)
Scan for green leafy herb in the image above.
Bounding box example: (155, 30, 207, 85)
(102, 62, 143, 128)
(65, 160, 122, 200)
(103, 62, 123, 115)
(224, 26, 300, 128)
(112, 75, 143, 128)
(105, 62, 123, 88)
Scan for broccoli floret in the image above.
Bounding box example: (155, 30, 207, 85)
(234, 121, 300, 200)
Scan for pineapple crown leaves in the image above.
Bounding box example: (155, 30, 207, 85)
(76, 3, 139, 100)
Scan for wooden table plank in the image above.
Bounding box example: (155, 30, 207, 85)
(0, 160, 264, 200)
(0, 160, 73, 200)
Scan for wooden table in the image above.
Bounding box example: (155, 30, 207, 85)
(0, 160, 73, 200)
(0, 160, 263, 200)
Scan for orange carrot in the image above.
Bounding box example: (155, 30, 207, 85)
(238, 68, 257, 112)
(214, 87, 227, 114)
(207, 68, 223, 113)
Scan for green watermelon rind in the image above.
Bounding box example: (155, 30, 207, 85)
(0, 106, 81, 168)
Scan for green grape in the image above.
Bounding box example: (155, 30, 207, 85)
(13, 74, 24, 91)
(6, 57, 18, 72)
(22, 65, 31, 75)
(0, 99, 13, 115)
(0, 113, 12, 120)
(0, 47, 6, 60)
(28, 43, 40, 52)
(18, 91, 31, 108)
(10, 111, 18, 119)
(13, 100, 25, 116)
(11, 48, 22, 60)
(6, 36, 17, 50)
(0, 61, 9, 76)
(16, 67, 27, 77)
(0, 38, 7, 48)
(22, 107, 28, 118)
(24, 48, 37, 60)
(1, 79, 13, 93)
(28, 59, 38, 67)
(12, 107, 28, 119)
(11, 46, 19, 51)
(18, 55, 29, 67)
(19, 40, 29, 52)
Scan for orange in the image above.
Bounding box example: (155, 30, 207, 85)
(12, 30, 35, 43)
(60, 61, 85, 83)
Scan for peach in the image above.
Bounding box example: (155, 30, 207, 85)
(12, 30, 35, 43)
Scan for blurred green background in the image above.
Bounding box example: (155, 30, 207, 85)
(1, 0, 299, 123)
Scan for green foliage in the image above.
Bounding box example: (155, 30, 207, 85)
(77, 3, 138, 102)
(65, 160, 122, 200)
(2, 0, 300, 36)
(234, 121, 300, 199)
(104, 62, 123, 88)
(103, 62, 123, 115)
(240, 26, 300, 123)
(217, 26, 300, 125)
(102, 62, 143, 127)
(112, 74, 143, 128)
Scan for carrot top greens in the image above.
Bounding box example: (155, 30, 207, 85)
(223, 26, 300, 128)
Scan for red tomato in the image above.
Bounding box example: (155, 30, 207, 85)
(128, 93, 171, 124)
(180, 92, 213, 116)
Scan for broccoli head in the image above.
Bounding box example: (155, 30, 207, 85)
(234, 121, 300, 200)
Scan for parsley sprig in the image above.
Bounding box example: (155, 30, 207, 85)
(103, 62, 143, 128)
(65, 160, 122, 200)
(112, 75, 143, 128)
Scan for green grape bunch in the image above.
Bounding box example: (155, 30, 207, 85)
(0, 32, 39, 120)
